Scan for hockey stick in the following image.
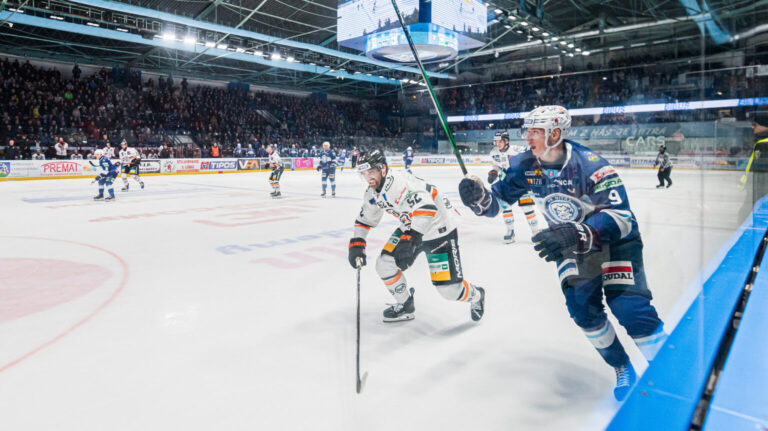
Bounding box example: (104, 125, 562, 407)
(356, 258, 368, 394)
(390, 0, 468, 176)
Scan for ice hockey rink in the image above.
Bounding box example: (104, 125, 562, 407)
(0, 165, 746, 431)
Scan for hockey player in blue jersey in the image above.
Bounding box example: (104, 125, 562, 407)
(92, 149, 118, 201)
(337, 148, 347, 172)
(459, 106, 667, 401)
(403, 146, 414, 173)
(316, 141, 337, 197)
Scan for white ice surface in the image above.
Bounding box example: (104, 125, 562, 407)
(0, 166, 747, 431)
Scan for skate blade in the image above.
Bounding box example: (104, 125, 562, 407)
(383, 313, 414, 323)
(504, 238, 516, 244)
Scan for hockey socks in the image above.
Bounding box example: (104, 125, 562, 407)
(582, 321, 630, 368)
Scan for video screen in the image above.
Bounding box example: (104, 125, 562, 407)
(337, 0, 420, 42)
(431, 0, 487, 40)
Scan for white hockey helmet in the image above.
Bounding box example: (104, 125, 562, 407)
(523, 105, 571, 157)
(94, 149, 104, 157)
(322, 141, 330, 149)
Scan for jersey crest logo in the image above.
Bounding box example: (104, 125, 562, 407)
(543, 194, 585, 223)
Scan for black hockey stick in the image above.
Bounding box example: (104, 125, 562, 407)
(356, 258, 368, 394)
(390, 0, 468, 176)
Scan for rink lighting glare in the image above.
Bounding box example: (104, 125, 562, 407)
(205, 41, 215, 48)
(532, 27, 540, 32)
(271, 53, 281, 60)
(551, 36, 559, 41)
(603, 76, 608, 80)
(542, 32, 549, 36)
(286, 56, 295, 62)
(516, 30, 523, 34)
(235, 48, 246, 53)
(446, 97, 768, 123)
(560, 41, 567, 45)
(504, 24, 511, 29)
(86, 22, 100, 27)
(582, 51, 590, 56)
(50, 15, 64, 20)
(575, 48, 582, 52)
(116, 27, 129, 32)
(494, 8, 503, 14)
(183, 36, 196, 45)
(217, 44, 228, 49)
(567, 53, 574, 57)
(520, 21, 529, 26)
(567, 43, 574, 48)
(8, 7, 24, 13)
(162, 33, 176, 41)
(508, 15, 516, 20)
(253, 50, 263, 56)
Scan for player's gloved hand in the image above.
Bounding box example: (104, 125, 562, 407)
(393, 230, 423, 271)
(316, 165, 321, 172)
(348, 237, 367, 268)
(532, 222, 599, 262)
(487, 170, 499, 184)
(459, 176, 493, 215)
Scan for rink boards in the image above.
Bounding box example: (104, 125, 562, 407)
(0, 155, 749, 181)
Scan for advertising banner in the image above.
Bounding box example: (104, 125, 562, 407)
(293, 158, 314, 169)
(38, 160, 97, 177)
(140, 160, 161, 174)
(237, 159, 261, 170)
(201, 159, 237, 171)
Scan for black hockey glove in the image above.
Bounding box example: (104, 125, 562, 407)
(348, 237, 367, 268)
(459, 176, 493, 215)
(393, 230, 423, 271)
(532, 222, 599, 262)
(487, 170, 499, 184)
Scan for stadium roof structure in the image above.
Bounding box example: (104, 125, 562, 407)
(0, 0, 765, 97)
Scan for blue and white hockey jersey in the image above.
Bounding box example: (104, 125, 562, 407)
(317, 149, 336, 171)
(486, 140, 639, 245)
(403, 148, 414, 164)
(97, 156, 119, 177)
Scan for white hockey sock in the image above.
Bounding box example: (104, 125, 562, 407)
(383, 270, 409, 303)
(633, 330, 668, 361)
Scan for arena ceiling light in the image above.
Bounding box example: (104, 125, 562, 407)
(217, 43, 228, 49)
(204, 41, 215, 48)
(253, 50, 263, 56)
(582, 51, 590, 56)
(162, 32, 176, 41)
(520, 21, 529, 26)
(542, 32, 550, 37)
(531, 27, 540, 32)
(183, 36, 196, 45)
(271, 53, 281, 60)
(494, 8, 503, 14)
(86, 22, 100, 27)
(50, 15, 64, 20)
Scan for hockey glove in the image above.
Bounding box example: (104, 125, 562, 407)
(393, 230, 423, 271)
(532, 222, 599, 262)
(487, 170, 499, 184)
(459, 176, 493, 215)
(348, 237, 367, 268)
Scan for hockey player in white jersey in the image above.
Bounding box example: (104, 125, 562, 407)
(119, 140, 144, 191)
(265, 145, 284, 198)
(347, 149, 486, 322)
(489, 131, 540, 243)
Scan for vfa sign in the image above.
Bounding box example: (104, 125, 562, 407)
(624, 135, 666, 151)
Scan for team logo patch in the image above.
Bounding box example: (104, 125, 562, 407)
(593, 177, 624, 193)
(0, 162, 10, 178)
(428, 253, 451, 282)
(601, 261, 635, 286)
(589, 166, 617, 184)
(586, 152, 600, 162)
(543, 194, 585, 223)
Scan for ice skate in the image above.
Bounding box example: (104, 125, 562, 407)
(121, 184, 129, 191)
(140, 181, 145, 189)
(383, 288, 415, 322)
(321, 190, 327, 198)
(93, 194, 104, 200)
(656, 184, 664, 188)
(666, 183, 672, 188)
(105, 195, 115, 201)
(504, 231, 516, 244)
(470, 287, 485, 321)
(272, 191, 282, 199)
(613, 363, 637, 401)
(332, 190, 336, 198)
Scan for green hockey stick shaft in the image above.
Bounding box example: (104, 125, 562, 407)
(389, 0, 468, 176)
